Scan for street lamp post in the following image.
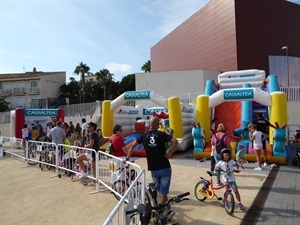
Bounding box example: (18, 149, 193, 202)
(282, 46, 289, 86)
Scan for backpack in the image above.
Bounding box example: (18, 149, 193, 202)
(214, 134, 227, 154)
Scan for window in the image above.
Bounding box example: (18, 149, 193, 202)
(31, 81, 38, 88)
(0, 82, 2, 89)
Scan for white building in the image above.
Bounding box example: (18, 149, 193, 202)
(0, 68, 66, 109)
(135, 70, 220, 105)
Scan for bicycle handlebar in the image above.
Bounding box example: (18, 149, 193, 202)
(126, 192, 190, 215)
(116, 161, 135, 171)
(206, 169, 240, 177)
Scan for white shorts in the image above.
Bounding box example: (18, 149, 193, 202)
(85, 153, 93, 161)
(254, 145, 262, 150)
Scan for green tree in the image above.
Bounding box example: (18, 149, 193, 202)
(84, 79, 102, 102)
(0, 96, 10, 112)
(141, 60, 151, 73)
(58, 77, 80, 104)
(73, 62, 91, 103)
(118, 74, 135, 95)
(95, 69, 114, 100)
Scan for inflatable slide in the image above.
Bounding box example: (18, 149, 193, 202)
(193, 69, 288, 164)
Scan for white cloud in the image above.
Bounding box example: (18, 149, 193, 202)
(1, 0, 210, 82)
(104, 63, 133, 74)
(151, 0, 210, 37)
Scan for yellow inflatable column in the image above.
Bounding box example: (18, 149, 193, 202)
(195, 95, 210, 141)
(168, 97, 183, 138)
(102, 100, 114, 137)
(269, 92, 288, 144)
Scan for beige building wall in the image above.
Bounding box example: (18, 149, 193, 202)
(40, 73, 66, 99)
(0, 71, 66, 109)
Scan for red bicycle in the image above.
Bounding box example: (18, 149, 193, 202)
(194, 170, 239, 215)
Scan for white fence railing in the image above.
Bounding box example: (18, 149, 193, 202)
(280, 86, 300, 101)
(0, 136, 146, 224)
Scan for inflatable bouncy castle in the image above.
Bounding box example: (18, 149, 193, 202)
(101, 90, 195, 156)
(193, 69, 288, 164)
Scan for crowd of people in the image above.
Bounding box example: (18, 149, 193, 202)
(21, 118, 103, 178)
(21, 118, 103, 148)
(20, 112, 276, 218)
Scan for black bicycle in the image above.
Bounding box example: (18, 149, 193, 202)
(126, 192, 190, 225)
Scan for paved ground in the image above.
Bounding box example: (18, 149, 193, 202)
(0, 144, 299, 225)
(253, 143, 300, 225)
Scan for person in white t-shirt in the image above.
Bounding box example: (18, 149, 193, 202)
(81, 118, 88, 146)
(22, 124, 30, 140)
(250, 124, 267, 171)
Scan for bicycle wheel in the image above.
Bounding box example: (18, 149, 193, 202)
(113, 180, 128, 201)
(45, 156, 52, 170)
(79, 176, 91, 185)
(224, 191, 235, 215)
(194, 180, 208, 202)
(144, 190, 159, 219)
(71, 174, 79, 182)
(27, 148, 39, 165)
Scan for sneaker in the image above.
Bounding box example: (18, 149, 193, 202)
(166, 208, 175, 221)
(270, 163, 277, 168)
(79, 172, 87, 179)
(87, 181, 96, 186)
(263, 162, 268, 167)
(254, 167, 262, 171)
(238, 203, 244, 210)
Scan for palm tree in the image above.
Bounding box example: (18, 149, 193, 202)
(59, 77, 80, 104)
(73, 62, 91, 103)
(95, 69, 114, 100)
(141, 60, 151, 73)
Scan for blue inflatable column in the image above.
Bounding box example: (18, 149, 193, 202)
(192, 125, 204, 153)
(268, 75, 280, 93)
(242, 83, 252, 129)
(205, 80, 215, 121)
(236, 83, 252, 154)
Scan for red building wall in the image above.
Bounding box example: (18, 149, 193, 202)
(151, 0, 300, 76)
(151, 0, 237, 73)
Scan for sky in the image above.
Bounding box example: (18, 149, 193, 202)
(0, 0, 211, 82)
(1, 0, 299, 83)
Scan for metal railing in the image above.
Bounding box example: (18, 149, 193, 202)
(1, 136, 146, 224)
(280, 86, 300, 101)
(103, 169, 146, 225)
(57, 101, 99, 117)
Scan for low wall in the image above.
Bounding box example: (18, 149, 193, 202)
(0, 123, 10, 137)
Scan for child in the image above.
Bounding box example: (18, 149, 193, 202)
(215, 148, 244, 210)
(74, 134, 82, 147)
(236, 145, 247, 169)
(249, 124, 267, 171)
(145, 116, 150, 131)
(73, 134, 84, 156)
(63, 135, 72, 176)
(64, 135, 71, 153)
